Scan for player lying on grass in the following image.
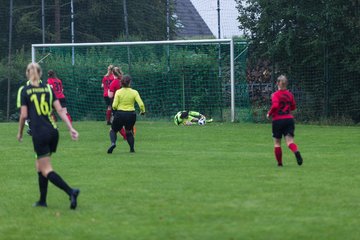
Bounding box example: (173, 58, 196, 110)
(17, 62, 80, 209)
(267, 75, 303, 167)
(174, 111, 213, 126)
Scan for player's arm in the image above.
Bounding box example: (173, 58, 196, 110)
(16, 86, 24, 109)
(267, 95, 279, 118)
(101, 77, 105, 89)
(134, 91, 145, 114)
(112, 92, 119, 110)
(53, 100, 78, 140)
(189, 111, 204, 122)
(184, 120, 194, 126)
(290, 94, 296, 111)
(59, 80, 64, 93)
(108, 81, 115, 98)
(189, 111, 204, 119)
(108, 90, 114, 98)
(17, 106, 28, 142)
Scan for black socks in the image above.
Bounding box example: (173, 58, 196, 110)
(126, 131, 135, 152)
(38, 172, 48, 203)
(110, 129, 117, 145)
(47, 171, 72, 196)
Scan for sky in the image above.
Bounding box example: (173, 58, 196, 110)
(190, 0, 243, 38)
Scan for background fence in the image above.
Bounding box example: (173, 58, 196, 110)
(1, 0, 359, 124)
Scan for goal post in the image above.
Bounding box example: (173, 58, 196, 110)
(32, 39, 247, 122)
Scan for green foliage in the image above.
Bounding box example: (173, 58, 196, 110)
(0, 0, 176, 58)
(1, 121, 360, 239)
(29, 43, 232, 121)
(235, 0, 360, 123)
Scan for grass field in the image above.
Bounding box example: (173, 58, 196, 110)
(0, 121, 359, 239)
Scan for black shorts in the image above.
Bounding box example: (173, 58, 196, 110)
(111, 111, 136, 132)
(104, 97, 111, 106)
(272, 118, 295, 139)
(59, 98, 67, 108)
(32, 128, 59, 158)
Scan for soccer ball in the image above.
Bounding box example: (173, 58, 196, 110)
(198, 118, 206, 125)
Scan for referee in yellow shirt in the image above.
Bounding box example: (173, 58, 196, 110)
(107, 75, 145, 154)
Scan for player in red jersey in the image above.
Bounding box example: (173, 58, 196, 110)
(108, 67, 122, 98)
(102, 65, 114, 125)
(267, 75, 303, 167)
(47, 70, 72, 123)
(108, 67, 127, 140)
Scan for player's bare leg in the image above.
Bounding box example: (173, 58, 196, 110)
(36, 156, 80, 209)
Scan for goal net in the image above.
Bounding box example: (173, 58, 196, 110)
(32, 39, 248, 122)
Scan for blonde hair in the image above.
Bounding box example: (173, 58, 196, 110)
(26, 63, 42, 86)
(105, 64, 114, 76)
(112, 66, 123, 79)
(277, 75, 288, 90)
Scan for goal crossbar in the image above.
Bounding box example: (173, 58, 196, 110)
(31, 39, 240, 122)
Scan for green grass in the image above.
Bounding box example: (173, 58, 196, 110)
(0, 121, 359, 239)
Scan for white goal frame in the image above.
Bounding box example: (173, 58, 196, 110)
(32, 39, 238, 122)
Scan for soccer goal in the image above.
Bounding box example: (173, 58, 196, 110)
(32, 39, 248, 122)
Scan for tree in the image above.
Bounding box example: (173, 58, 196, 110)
(235, 0, 360, 122)
(235, 0, 360, 73)
(54, 0, 61, 43)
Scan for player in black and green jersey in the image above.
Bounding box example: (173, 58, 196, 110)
(174, 111, 213, 126)
(17, 79, 43, 136)
(17, 63, 80, 210)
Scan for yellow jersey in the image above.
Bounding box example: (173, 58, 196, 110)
(112, 87, 145, 113)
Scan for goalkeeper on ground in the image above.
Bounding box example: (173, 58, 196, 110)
(174, 111, 213, 126)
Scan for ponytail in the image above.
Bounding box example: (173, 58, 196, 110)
(26, 63, 42, 86)
(112, 66, 123, 79)
(106, 64, 114, 76)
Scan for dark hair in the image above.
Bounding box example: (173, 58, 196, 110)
(48, 70, 56, 78)
(121, 75, 132, 87)
(180, 111, 189, 119)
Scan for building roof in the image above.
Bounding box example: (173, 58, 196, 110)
(174, 0, 214, 38)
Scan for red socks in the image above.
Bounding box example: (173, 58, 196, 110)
(274, 144, 299, 166)
(119, 128, 127, 140)
(288, 143, 298, 153)
(106, 110, 112, 122)
(274, 147, 282, 166)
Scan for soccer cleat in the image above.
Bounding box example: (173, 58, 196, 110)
(130, 148, 135, 153)
(107, 144, 116, 154)
(70, 189, 80, 210)
(295, 151, 303, 166)
(33, 201, 47, 207)
(278, 163, 283, 167)
(206, 118, 213, 123)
